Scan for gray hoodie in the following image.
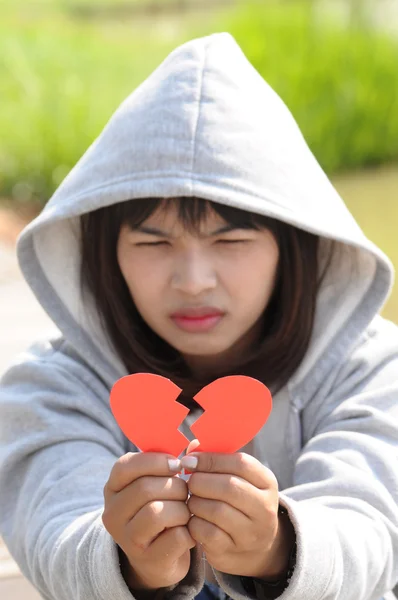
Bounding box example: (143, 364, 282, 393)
(0, 33, 397, 600)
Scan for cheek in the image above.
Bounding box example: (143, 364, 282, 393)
(117, 250, 162, 303)
(124, 267, 162, 303)
(224, 249, 278, 300)
(239, 262, 277, 319)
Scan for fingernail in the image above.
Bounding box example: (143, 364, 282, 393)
(168, 459, 181, 472)
(181, 456, 198, 470)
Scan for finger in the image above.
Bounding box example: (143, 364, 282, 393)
(183, 439, 201, 476)
(106, 476, 188, 525)
(127, 500, 191, 550)
(188, 515, 233, 552)
(188, 472, 269, 520)
(188, 495, 251, 547)
(105, 452, 181, 495)
(145, 528, 195, 586)
(186, 439, 201, 455)
(181, 452, 277, 490)
(150, 526, 196, 561)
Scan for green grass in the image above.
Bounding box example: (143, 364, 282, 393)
(1, 0, 398, 207)
(226, 1, 398, 174)
(0, 1, 223, 204)
(0, 12, 188, 203)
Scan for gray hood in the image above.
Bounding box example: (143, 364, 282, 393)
(16, 32, 394, 398)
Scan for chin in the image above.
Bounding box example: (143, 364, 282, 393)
(172, 340, 233, 357)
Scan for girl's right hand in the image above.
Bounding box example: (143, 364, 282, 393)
(102, 452, 195, 591)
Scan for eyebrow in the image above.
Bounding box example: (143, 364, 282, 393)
(132, 224, 240, 238)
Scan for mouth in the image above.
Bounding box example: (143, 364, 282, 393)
(170, 307, 225, 333)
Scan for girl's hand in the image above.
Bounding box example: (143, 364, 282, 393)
(102, 452, 195, 590)
(181, 452, 294, 579)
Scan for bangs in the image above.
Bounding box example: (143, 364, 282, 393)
(117, 196, 271, 234)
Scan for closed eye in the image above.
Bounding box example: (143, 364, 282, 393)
(216, 239, 251, 244)
(135, 241, 169, 247)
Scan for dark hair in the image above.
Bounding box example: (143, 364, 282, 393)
(80, 197, 329, 406)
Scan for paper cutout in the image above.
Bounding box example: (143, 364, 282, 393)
(110, 373, 190, 456)
(191, 376, 272, 453)
(110, 373, 272, 456)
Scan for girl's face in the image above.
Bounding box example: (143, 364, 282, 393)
(117, 203, 279, 376)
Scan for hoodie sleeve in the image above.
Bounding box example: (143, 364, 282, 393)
(0, 342, 204, 600)
(213, 319, 398, 600)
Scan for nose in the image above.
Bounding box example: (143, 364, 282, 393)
(171, 249, 217, 296)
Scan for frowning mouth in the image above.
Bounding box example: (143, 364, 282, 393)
(170, 308, 225, 332)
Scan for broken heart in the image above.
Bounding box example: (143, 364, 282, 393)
(110, 373, 272, 457)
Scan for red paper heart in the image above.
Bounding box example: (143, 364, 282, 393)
(110, 373, 272, 457)
(191, 376, 272, 453)
(110, 374, 189, 457)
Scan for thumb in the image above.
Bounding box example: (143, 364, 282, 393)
(186, 439, 200, 455)
(183, 439, 201, 477)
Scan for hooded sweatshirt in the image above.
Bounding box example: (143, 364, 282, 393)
(0, 32, 398, 600)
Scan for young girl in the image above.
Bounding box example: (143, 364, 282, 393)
(0, 32, 397, 600)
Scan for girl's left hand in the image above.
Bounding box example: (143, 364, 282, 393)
(180, 451, 293, 579)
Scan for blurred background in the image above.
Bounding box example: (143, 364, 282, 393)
(0, 0, 398, 597)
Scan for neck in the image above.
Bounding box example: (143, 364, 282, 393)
(183, 321, 263, 380)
